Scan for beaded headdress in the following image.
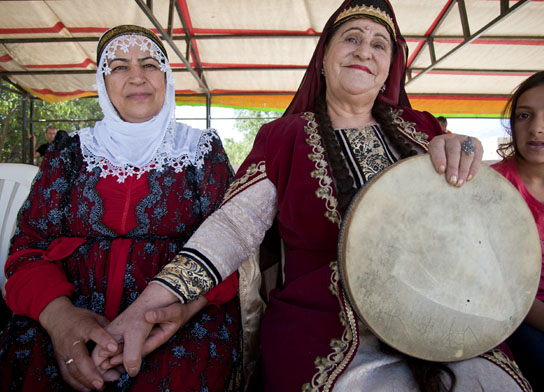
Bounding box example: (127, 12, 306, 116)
(97, 24, 168, 64)
(333, 0, 396, 40)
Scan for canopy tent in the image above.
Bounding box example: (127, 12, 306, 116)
(1, 0, 542, 119)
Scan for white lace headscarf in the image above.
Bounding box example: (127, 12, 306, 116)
(78, 26, 203, 182)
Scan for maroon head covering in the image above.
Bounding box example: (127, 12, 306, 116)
(284, 0, 409, 116)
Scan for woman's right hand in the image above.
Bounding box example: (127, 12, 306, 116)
(39, 296, 118, 391)
(91, 284, 207, 379)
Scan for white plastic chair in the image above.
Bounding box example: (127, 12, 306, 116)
(0, 163, 39, 288)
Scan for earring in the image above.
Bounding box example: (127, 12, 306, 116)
(380, 85, 386, 93)
(321, 68, 325, 76)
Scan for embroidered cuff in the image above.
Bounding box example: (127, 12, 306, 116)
(153, 248, 221, 303)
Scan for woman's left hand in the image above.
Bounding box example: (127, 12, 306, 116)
(428, 133, 483, 187)
(39, 297, 118, 391)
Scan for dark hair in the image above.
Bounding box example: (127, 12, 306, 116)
(436, 116, 447, 127)
(313, 94, 416, 212)
(54, 130, 69, 142)
(497, 71, 544, 159)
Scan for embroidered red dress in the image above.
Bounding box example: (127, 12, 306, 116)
(202, 109, 529, 391)
(0, 132, 241, 392)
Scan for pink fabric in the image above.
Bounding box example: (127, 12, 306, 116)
(492, 158, 544, 301)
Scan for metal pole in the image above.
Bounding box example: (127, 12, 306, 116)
(206, 94, 211, 129)
(21, 96, 28, 163)
(29, 99, 35, 165)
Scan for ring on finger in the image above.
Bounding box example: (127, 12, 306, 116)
(72, 340, 82, 347)
(461, 136, 474, 155)
(65, 358, 74, 365)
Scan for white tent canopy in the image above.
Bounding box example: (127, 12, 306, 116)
(1, 0, 542, 117)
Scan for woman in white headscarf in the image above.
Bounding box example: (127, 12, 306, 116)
(0, 25, 241, 392)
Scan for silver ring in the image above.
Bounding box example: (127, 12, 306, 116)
(461, 136, 474, 155)
(65, 358, 74, 365)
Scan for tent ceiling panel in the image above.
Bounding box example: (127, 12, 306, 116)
(203, 69, 306, 92)
(473, 1, 543, 36)
(390, 1, 445, 35)
(11, 73, 96, 94)
(172, 72, 206, 93)
(433, 43, 544, 70)
(0, 1, 68, 38)
(196, 37, 318, 66)
(407, 73, 530, 96)
(185, 0, 336, 32)
(46, 0, 182, 32)
(0, 0, 542, 116)
(4, 42, 93, 69)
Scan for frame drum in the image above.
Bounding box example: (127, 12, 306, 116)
(338, 154, 541, 362)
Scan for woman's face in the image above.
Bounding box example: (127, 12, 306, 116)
(514, 84, 544, 164)
(105, 45, 166, 123)
(322, 17, 393, 104)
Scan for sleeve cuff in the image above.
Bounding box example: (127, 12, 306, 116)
(153, 248, 221, 303)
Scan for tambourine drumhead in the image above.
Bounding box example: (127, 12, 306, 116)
(338, 154, 541, 362)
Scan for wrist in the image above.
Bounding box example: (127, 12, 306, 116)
(144, 282, 180, 307)
(38, 296, 72, 331)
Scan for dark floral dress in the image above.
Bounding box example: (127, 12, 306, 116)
(0, 132, 242, 392)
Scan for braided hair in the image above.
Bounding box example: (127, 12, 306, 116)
(313, 93, 417, 213)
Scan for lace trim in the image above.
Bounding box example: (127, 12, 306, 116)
(480, 349, 533, 392)
(302, 262, 359, 391)
(302, 112, 342, 228)
(153, 248, 220, 303)
(221, 161, 267, 205)
(99, 35, 168, 76)
(390, 108, 430, 150)
(79, 128, 217, 183)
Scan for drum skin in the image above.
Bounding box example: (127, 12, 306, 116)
(338, 154, 541, 362)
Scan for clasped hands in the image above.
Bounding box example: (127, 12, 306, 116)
(92, 284, 207, 384)
(92, 285, 207, 381)
(44, 284, 205, 391)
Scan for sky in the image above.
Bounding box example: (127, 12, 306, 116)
(176, 106, 509, 162)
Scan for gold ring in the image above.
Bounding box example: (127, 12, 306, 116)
(72, 340, 82, 347)
(65, 358, 74, 365)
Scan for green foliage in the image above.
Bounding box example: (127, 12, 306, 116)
(223, 109, 281, 166)
(0, 80, 102, 163)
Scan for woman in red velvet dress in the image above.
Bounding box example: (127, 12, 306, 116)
(0, 25, 241, 392)
(96, 2, 531, 391)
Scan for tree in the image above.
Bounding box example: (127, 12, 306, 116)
(223, 109, 281, 166)
(0, 80, 102, 163)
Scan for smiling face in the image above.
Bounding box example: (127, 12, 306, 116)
(514, 84, 544, 164)
(322, 17, 393, 106)
(104, 45, 166, 123)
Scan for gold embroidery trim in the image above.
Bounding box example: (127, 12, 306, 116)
(302, 112, 342, 228)
(334, 5, 396, 40)
(153, 254, 215, 303)
(480, 349, 533, 392)
(221, 161, 266, 206)
(390, 108, 430, 150)
(302, 262, 358, 392)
